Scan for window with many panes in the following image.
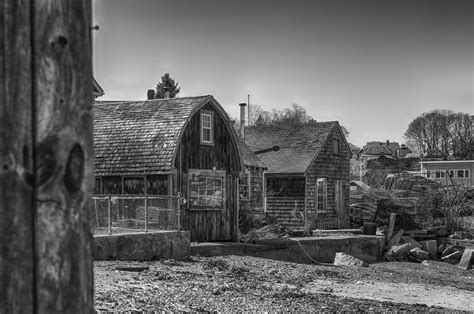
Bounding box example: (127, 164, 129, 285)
(200, 111, 213, 145)
(316, 178, 327, 212)
(239, 171, 250, 199)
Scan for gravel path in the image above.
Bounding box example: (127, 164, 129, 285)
(95, 256, 473, 312)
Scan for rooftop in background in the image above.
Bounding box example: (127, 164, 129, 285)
(245, 121, 348, 174)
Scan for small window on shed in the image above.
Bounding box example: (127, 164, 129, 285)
(333, 138, 340, 154)
(457, 170, 465, 178)
(316, 178, 327, 212)
(200, 111, 214, 145)
(239, 171, 250, 199)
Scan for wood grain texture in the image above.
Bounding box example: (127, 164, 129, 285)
(34, 0, 93, 312)
(0, 1, 35, 312)
(1, 0, 93, 312)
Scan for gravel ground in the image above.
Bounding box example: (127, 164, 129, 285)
(94, 255, 473, 312)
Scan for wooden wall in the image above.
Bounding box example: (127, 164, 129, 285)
(306, 127, 351, 220)
(176, 102, 241, 241)
(265, 197, 305, 229)
(1, 0, 93, 312)
(239, 166, 265, 215)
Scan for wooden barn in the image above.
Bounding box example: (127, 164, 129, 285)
(93, 95, 244, 241)
(245, 121, 352, 229)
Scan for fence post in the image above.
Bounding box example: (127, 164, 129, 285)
(145, 195, 148, 233)
(108, 196, 112, 235)
(177, 194, 182, 230)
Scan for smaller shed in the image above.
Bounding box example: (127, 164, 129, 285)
(245, 121, 352, 229)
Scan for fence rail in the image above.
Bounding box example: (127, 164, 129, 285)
(89, 195, 181, 235)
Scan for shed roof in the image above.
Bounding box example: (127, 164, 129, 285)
(245, 121, 344, 174)
(235, 134, 267, 169)
(93, 95, 241, 176)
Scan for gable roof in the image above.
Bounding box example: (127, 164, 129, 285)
(93, 95, 242, 176)
(244, 121, 345, 174)
(362, 141, 400, 156)
(92, 76, 104, 98)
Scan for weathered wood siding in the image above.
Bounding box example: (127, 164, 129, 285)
(239, 166, 265, 215)
(265, 197, 305, 229)
(176, 102, 241, 241)
(306, 127, 351, 220)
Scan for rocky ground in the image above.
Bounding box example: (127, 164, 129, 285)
(94, 255, 473, 312)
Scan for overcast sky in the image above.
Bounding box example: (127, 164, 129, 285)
(92, 0, 473, 147)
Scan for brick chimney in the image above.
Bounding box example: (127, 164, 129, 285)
(147, 89, 155, 100)
(239, 102, 246, 139)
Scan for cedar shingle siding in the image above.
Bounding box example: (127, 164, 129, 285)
(245, 122, 351, 229)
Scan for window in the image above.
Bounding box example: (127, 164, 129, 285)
(146, 175, 168, 195)
(94, 177, 101, 194)
(102, 176, 122, 194)
(188, 169, 226, 210)
(426, 171, 431, 178)
(435, 171, 445, 179)
(333, 138, 340, 154)
(316, 178, 327, 212)
(465, 170, 470, 178)
(123, 177, 145, 194)
(457, 170, 465, 178)
(448, 170, 455, 178)
(200, 111, 214, 145)
(239, 171, 250, 199)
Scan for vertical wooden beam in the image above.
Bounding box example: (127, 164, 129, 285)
(1, 0, 35, 312)
(1, 0, 93, 312)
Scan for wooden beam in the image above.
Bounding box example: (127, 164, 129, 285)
(1, 0, 93, 312)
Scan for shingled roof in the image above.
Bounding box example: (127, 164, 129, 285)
(245, 122, 343, 174)
(93, 95, 240, 176)
(235, 134, 267, 169)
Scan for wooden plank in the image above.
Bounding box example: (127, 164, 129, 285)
(387, 213, 396, 242)
(0, 0, 35, 312)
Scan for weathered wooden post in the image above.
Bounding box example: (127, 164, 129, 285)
(1, 0, 94, 312)
(108, 196, 112, 235)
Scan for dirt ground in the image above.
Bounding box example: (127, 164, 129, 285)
(94, 255, 473, 312)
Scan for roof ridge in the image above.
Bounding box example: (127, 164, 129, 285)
(94, 95, 211, 107)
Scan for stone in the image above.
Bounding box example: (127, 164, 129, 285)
(419, 240, 437, 256)
(421, 260, 432, 266)
(441, 251, 463, 264)
(385, 243, 412, 261)
(400, 236, 422, 249)
(457, 249, 474, 270)
(333, 252, 368, 267)
(409, 247, 430, 262)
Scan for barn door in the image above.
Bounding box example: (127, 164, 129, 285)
(335, 180, 343, 215)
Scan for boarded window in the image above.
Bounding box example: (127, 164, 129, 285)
(189, 169, 226, 210)
(123, 177, 145, 194)
(102, 176, 122, 194)
(317, 178, 327, 211)
(146, 175, 168, 195)
(239, 171, 250, 199)
(200, 111, 213, 145)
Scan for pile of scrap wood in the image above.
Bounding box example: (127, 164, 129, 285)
(383, 214, 474, 269)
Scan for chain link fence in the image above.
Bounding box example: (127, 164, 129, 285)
(89, 196, 181, 235)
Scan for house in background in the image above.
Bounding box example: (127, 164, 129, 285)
(359, 141, 411, 162)
(93, 95, 244, 241)
(244, 121, 352, 229)
(420, 160, 473, 187)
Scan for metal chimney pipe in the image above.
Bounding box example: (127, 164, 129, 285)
(239, 102, 247, 140)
